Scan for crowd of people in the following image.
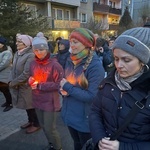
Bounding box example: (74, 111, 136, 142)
(0, 24, 150, 150)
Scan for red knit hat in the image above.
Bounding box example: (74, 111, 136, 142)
(69, 28, 95, 49)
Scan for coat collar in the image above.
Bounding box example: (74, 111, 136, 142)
(17, 47, 32, 56)
(99, 69, 150, 108)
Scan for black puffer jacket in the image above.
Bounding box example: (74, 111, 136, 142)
(90, 67, 150, 150)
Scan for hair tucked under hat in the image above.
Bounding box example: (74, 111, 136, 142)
(17, 35, 33, 47)
(69, 28, 95, 49)
(112, 27, 150, 64)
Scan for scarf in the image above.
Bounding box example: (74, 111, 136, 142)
(115, 69, 144, 91)
(70, 49, 89, 65)
(58, 48, 69, 54)
(35, 53, 50, 65)
(17, 47, 30, 55)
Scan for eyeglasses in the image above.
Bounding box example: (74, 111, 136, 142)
(16, 40, 23, 43)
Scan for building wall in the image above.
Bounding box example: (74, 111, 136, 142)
(47, 0, 80, 6)
(132, 0, 150, 25)
(24, 0, 122, 38)
(79, 1, 93, 24)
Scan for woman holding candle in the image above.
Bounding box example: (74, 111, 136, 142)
(60, 28, 105, 150)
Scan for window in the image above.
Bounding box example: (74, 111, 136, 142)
(81, 13, 87, 23)
(128, 0, 131, 5)
(81, 0, 87, 2)
(25, 4, 37, 19)
(57, 9, 63, 20)
(52, 8, 56, 19)
(52, 8, 63, 20)
(65, 10, 70, 20)
(113, 2, 115, 8)
(109, 1, 112, 7)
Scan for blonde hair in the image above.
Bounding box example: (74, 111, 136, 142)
(79, 50, 94, 89)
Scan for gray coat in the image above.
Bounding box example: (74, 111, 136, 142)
(9, 47, 35, 109)
(0, 46, 13, 83)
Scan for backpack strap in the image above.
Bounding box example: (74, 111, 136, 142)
(110, 95, 148, 140)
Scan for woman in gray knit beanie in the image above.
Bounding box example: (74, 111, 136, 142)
(89, 27, 150, 150)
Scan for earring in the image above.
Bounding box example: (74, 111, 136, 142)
(143, 64, 149, 73)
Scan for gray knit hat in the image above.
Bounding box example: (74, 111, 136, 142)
(112, 27, 150, 64)
(32, 32, 48, 50)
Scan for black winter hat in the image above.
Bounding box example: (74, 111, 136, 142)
(59, 39, 70, 49)
(0, 37, 7, 45)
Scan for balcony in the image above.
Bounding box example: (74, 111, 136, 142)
(54, 20, 80, 29)
(109, 24, 119, 30)
(93, 3, 109, 14)
(26, 0, 80, 6)
(109, 7, 121, 15)
(46, 17, 80, 29)
(26, 0, 46, 2)
(93, 2, 121, 15)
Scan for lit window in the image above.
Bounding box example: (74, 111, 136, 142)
(128, 0, 131, 5)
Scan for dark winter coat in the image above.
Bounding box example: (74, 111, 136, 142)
(90, 68, 150, 150)
(56, 39, 70, 69)
(56, 49, 70, 69)
(48, 42, 54, 53)
(96, 49, 112, 70)
(61, 53, 105, 132)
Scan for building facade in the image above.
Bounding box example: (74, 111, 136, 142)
(92, 0, 121, 37)
(25, 0, 81, 40)
(24, 0, 122, 40)
(122, 0, 150, 25)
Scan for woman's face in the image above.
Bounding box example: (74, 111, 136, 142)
(59, 43, 65, 51)
(16, 40, 26, 50)
(113, 48, 143, 78)
(70, 38, 85, 54)
(33, 49, 48, 60)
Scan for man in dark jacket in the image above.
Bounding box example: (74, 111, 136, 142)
(95, 37, 114, 75)
(56, 39, 70, 69)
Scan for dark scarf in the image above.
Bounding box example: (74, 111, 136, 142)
(58, 48, 69, 54)
(70, 49, 89, 65)
(35, 53, 50, 65)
